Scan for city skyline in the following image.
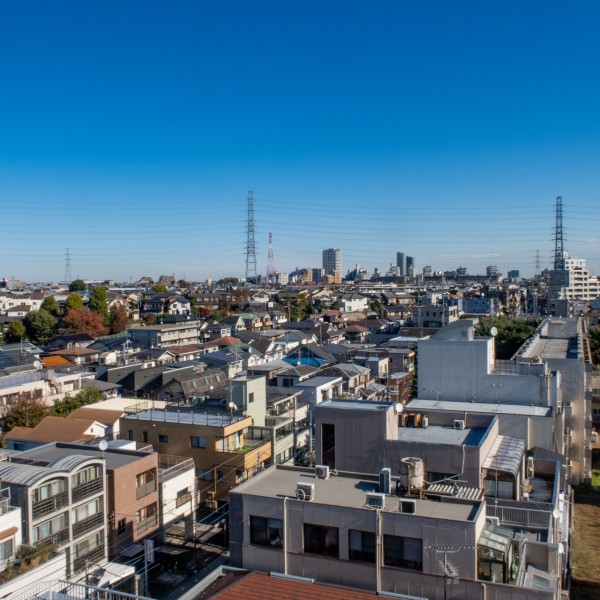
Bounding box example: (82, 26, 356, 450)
(1, 2, 600, 282)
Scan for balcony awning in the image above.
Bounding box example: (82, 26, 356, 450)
(483, 435, 525, 478)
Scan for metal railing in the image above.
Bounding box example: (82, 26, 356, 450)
(38, 526, 70, 547)
(136, 514, 157, 536)
(32, 491, 69, 520)
(136, 479, 157, 500)
(73, 543, 106, 574)
(487, 504, 552, 529)
(72, 511, 104, 538)
(72, 477, 103, 502)
(0, 579, 151, 600)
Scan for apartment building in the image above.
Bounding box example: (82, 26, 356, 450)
(128, 320, 203, 349)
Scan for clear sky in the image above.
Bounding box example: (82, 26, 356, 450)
(1, 1, 600, 283)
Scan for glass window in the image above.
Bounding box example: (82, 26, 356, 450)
(304, 523, 339, 557)
(349, 529, 376, 562)
(384, 535, 422, 571)
(190, 436, 206, 448)
(159, 434, 169, 443)
(250, 516, 283, 548)
(0, 539, 14, 562)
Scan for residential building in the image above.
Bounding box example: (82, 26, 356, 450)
(128, 320, 203, 349)
(322, 249, 342, 283)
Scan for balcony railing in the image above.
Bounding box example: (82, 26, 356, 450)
(73, 543, 105, 574)
(73, 511, 104, 538)
(175, 493, 192, 508)
(37, 527, 70, 547)
(72, 478, 103, 503)
(136, 480, 157, 500)
(32, 491, 69, 520)
(135, 515, 157, 536)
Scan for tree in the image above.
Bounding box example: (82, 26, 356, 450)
(51, 387, 103, 417)
(64, 308, 109, 336)
(177, 279, 190, 289)
(109, 305, 128, 334)
(88, 286, 109, 324)
(24, 309, 57, 345)
(40, 296, 60, 317)
(477, 317, 540, 360)
(69, 279, 86, 292)
(4, 396, 49, 430)
(64, 292, 84, 311)
(152, 283, 168, 292)
(5, 320, 26, 342)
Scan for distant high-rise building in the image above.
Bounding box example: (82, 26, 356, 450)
(406, 256, 414, 278)
(323, 248, 342, 279)
(396, 252, 413, 277)
(456, 266, 468, 277)
(508, 270, 520, 279)
(312, 268, 324, 284)
(486, 265, 500, 278)
(422, 265, 433, 277)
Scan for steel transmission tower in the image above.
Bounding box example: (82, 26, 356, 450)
(553, 196, 565, 272)
(65, 248, 72, 283)
(245, 191, 258, 283)
(266, 232, 276, 284)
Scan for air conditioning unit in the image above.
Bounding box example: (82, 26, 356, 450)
(453, 419, 466, 430)
(399, 499, 416, 514)
(366, 492, 386, 509)
(315, 465, 330, 480)
(296, 482, 315, 501)
(379, 467, 391, 495)
(485, 516, 500, 526)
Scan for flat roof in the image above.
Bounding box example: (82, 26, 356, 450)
(16, 442, 152, 470)
(407, 399, 552, 417)
(398, 424, 488, 446)
(122, 408, 247, 428)
(319, 399, 394, 411)
(233, 465, 481, 522)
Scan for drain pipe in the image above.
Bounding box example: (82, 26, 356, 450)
(283, 496, 289, 575)
(376, 507, 382, 594)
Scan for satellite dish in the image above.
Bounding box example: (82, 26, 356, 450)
(552, 508, 561, 520)
(228, 402, 237, 410)
(99, 440, 108, 452)
(394, 403, 404, 414)
(490, 327, 498, 337)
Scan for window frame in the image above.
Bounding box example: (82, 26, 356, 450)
(303, 523, 339, 558)
(250, 515, 283, 549)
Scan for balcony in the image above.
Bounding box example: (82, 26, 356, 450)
(72, 478, 103, 503)
(73, 511, 104, 538)
(32, 491, 69, 520)
(38, 527, 70, 547)
(136, 515, 157, 536)
(135, 480, 157, 500)
(73, 543, 105, 574)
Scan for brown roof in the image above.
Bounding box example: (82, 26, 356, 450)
(47, 348, 99, 357)
(0, 527, 18, 541)
(67, 407, 124, 425)
(205, 336, 242, 347)
(42, 355, 73, 368)
(209, 571, 378, 600)
(4, 416, 99, 443)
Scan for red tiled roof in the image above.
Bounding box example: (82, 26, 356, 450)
(205, 336, 242, 347)
(209, 571, 378, 600)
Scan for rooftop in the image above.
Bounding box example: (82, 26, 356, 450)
(398, 423, 488, 446)
(232, 465, 482, 523)
(407, 398, 552, 417)
(121, 407, 248, 428)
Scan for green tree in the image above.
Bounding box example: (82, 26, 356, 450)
(5, 320, 26, 342)
(51, 387, 103, 417)
(65, 293, 84, 311)
(4, 397, 49, 430)
(69, 279, 86, 292)
(88, 286, 109, 324)
(40, 296, 60, 317)
(152, 283, 168, 292)
(477, 316, 540, 360)
(24, 309, 57, 345)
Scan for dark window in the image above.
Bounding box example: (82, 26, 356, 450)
(128, 430, 133, 441)
(304, 523, 339, 557)
(143, 431, 148, 443)
(190, 436, 206, 448)
(349, 529, 376, 562)
(159, 434, 168, 443)
(250, 516, 283, 548)
(117, 518, 126, 535)
(321, 423, 335, 468)
(384, 535, 422, 570)
(249, 392, 254, 403)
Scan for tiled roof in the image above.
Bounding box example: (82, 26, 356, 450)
(4, 416, 98, 443)
(42, 355, 73, 367)
(206, 336, 242, 347)
(67, 408, 124, 425)
(209, 571, 378, 599)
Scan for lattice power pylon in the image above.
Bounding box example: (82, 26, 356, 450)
(266, 232, 276, 284)
(245, 191, 258, 283)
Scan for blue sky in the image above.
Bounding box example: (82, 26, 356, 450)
(1, 1, 600, 283)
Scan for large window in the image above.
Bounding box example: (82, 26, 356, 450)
(190, 436, 206, 448)
(383, 535, 422, 571)
(250, 516, 283, 548)
(0, 539, 14, 562)
(33, 479, 66, 502)
(72, 497, 102, 522)
(33, 512, 68, 543)
(349, 529, 376, 563)
(304, 523, 339, 557)
(72, 465, 101, 488)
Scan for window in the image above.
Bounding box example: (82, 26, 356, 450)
(349, 530, 376, 562)
(117, 518, 126, 536)
(72, 497, 101, 522)
(159, 434, 169, 443)
(128, 430, 134, 440)
(175, 487, 191, 508)
(72, 465, 101, 488)
(143, 431, 148, 443)
(33, 478, 66, 502)
(249, 392, 254, 403)
(0, 538, 14, 562)
(383, 535, 422, 571)
(190, 436, 206, 448)
(250, 516, 282, 548)
(33, 512, 68, 543)
(304, 524, 339, 557)
(196, 468, 213, 481)
(74, 531, 103, 559)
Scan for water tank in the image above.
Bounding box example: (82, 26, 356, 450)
(399, 457, 424, 492)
